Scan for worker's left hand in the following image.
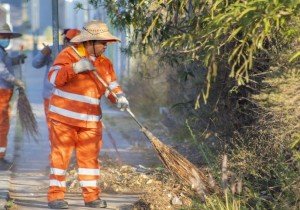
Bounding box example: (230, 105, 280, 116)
(41, 45, 51, 56)
(13, 79, 25, 89)
(13, 54, 27, 65)
(73, 58, 95, 74)
(17, 54, 27, 64)
(116, 94, 129, 111)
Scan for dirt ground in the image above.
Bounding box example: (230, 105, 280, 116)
(67, 156, 194, 210)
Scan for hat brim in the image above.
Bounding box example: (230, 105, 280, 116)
(70, 32, 120, 43)
(0, 32, 22, 38)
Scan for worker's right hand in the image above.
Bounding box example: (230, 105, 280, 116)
(41, 45, 51, 56)
(116, 94, 129, 111)
(13, 79, 25, 89)
(73, 58, 95, 74)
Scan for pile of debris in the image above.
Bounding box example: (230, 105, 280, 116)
(66, 158, 193, 209)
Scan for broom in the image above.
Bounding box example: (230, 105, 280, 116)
(15, 45, 39, 141)
(70, 46, 219, 197)
(102, 122, 122, 163)
(16, 87, 39, 141)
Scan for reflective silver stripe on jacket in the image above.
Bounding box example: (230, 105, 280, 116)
(49, 67, 61, 85)
(108, 81, 119, 90)
(105, 89, 110, 97)
(49, 105, 101, 122)
(0, 147, 6, 153)
(53, 89, 100, 105)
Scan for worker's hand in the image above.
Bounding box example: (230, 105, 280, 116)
(17, 54, 27, 64)
(41, 45, 51, 56)
(12, 54, 27, 65)
(13, 79, 25, 89)
(116, 94, 129, 111)
(73, 58, 95, 74)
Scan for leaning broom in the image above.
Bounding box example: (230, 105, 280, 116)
(70, 46, 220, 198)
(96, 71, 219, 198)
(15, 46, 39, 141)
(16, 87, 39, 141)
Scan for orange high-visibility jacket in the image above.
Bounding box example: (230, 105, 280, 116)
(48, 44, 123, 128)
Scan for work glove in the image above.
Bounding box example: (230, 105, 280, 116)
(18, 54, 27, 64)
(41, 45, 51, 56)
(116, 94, 129, 111)
(13, 54, 27, 64)
(13, 79, 25, 89)
(73, 58, 95, 74)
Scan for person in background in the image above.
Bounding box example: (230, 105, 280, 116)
(46, 20, 129, 209)
(0, 23, 27, 169)
(32, 29, 80, 129)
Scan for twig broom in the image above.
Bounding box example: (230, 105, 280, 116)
(16, 87, 39, 141)
(70, 46, 219, 197)
(15, 45, 39, 141)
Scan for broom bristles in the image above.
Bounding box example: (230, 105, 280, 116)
(17, 88, 39, 141)
(141, 127, 220, 197)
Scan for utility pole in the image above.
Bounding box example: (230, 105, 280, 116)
(31, 0, 39, 55)
(52, 0, 59, 57)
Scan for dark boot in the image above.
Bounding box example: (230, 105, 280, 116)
(0, 158, 13, 170)
(48, 199, 68, 209)
(85, 199, 107, 208)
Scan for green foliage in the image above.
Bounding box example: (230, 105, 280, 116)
(5, 199, 16, 209)
(83, 2, 300, 209)
(90, 0, 300, 105)
(289, 51, 300, 62)
(181, 192, 246, 210)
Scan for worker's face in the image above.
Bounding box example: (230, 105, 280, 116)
(0, 37, 10, 48)
(63, 38, 70, 48)
(85, 40, 108, 57)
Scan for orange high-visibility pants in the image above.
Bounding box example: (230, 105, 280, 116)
(43, 98, 50, 135)
(0, 89, 13, 159)
(48, 119, 102, 203)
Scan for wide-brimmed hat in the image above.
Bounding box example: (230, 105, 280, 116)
(71, 20, 120, 43)
(0, 23, 22, 38)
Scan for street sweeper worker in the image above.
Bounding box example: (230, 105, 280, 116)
(32, 29, 80, 129)
(46, 20, 129, 209)
(0, 23, 26, 169)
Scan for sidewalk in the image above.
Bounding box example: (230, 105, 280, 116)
(0, 55, 142, 209)
(0, 170, 10, 210)
(4, 104, 140, 210)
(0, 96, 18, 210)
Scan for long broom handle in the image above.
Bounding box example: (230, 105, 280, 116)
(70, 46, 145, 129)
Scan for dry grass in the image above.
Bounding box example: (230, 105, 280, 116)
(226, 68, 300, 209)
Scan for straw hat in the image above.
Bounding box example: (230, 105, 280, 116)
(0, 23, 22, 38)
(71, 20, 120, 43)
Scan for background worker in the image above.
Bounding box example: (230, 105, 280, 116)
(0, 23, 26, 169)
(46, 20, 129, 209)
(32, 29, 80, 129)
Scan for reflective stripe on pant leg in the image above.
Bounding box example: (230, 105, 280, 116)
(48, 119, 76, 202)
(76, 124, 102, 202)
(0, 89, 13, 158)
